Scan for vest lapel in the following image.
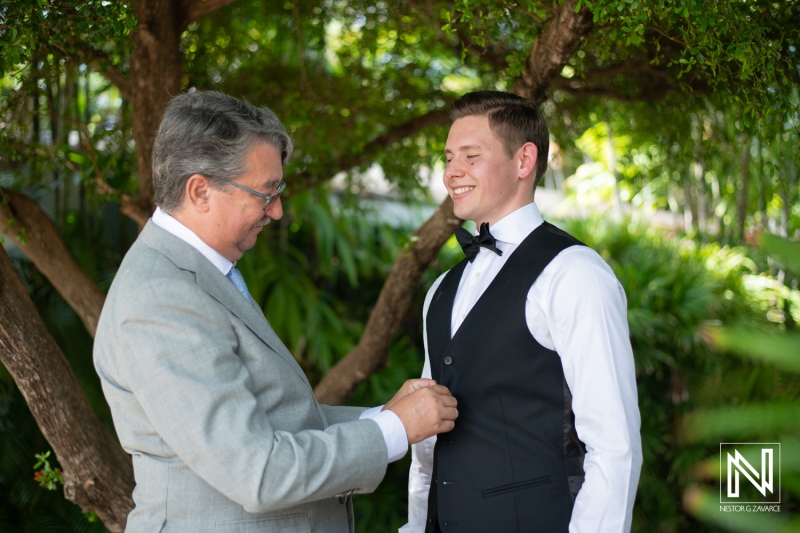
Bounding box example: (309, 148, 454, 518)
(427, 260, 467, 370)
(429, 223, 584, 363)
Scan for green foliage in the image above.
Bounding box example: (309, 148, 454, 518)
(0, 0, 134, 77)
(1, 383, 108, 532)
(576, 0, 799, 109)
(33, 451, 62, 491)
(560, 89, 800, 245)
(679, 233, 800, 532)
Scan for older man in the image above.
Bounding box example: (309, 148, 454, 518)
(94, 91, 457, 533)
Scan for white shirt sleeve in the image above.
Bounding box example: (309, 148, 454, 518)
(359, 407, 409, 463)
(531, 247, 642, 533)
(400, 274, 445, 532)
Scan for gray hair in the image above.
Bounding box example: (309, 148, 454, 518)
(152, 91, 293, 213)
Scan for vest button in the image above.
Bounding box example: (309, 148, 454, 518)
(443, 356, 453, 365)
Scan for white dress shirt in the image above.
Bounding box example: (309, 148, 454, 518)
(151, 207, 409, 462)
(401, 202, 642, 532)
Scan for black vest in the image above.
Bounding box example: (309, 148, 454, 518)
(424, 222, 586, 533)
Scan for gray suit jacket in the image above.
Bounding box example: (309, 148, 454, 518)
(94, 221, 388, 532)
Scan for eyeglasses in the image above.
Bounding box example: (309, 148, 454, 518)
(226, 180, 286, 210)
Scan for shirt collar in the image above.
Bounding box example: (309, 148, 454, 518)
(481, 202, 544, 245)
(151, 207, 234, 276)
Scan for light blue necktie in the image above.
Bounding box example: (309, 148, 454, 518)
(226, 265, 251, 301)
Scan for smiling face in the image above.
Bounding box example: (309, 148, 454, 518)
(205, 141, 285, 261)
(444, 115, 537, 226)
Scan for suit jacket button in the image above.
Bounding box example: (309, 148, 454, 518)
(443, 356, 453, 365)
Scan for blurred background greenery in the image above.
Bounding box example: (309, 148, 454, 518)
(1, 0, 799, 531)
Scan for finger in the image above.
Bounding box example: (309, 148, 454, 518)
(438, 395, 458, 408)
(408, 378, 436, 391)
(432, 384, 455, 396)
(437, 420, 456, 433)
(441, 406, 458, 421)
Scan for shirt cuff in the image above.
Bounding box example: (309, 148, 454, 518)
(360, 406, 408, 462)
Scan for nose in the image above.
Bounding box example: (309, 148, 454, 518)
(266, 196, 283, 220)
(443, 159, 464, 184)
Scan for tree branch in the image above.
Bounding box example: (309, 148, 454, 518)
(355, 109, 451, 164)
(513, 0, 594, 105)
(183, 0, 240, 25)
(550, 83, 646, 102)
(93, 62, 131, 98)
(46, 29, 131, 98)
(119, 198, 152, 229)
(296, 108, 451, 190)
(314, 196, 461, 404)
(0, 189, 106, 338)
(0, 246, 135, 533)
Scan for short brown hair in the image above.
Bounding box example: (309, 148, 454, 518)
(450, 91, 549, 187)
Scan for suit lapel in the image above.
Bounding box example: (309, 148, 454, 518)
(139, 222, 310, 386)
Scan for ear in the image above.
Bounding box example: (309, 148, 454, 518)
(184, 174, 212, 213)
(517, 142, 538, 180)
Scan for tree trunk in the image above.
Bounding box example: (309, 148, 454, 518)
(0, 189, 105, 338)
(692, 161, 706, 235)
(0, 246, 135, 533)
(688, 114, 704, 236)
(682, 170, 696, 234)
(736, 137, 750, 241)
(127, 0, 187, 225)
(757, 137, 768, 231)
(780, 162, 797, 238)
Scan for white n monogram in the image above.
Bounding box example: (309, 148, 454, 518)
(727, 448, 773, 497)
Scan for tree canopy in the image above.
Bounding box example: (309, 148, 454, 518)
(1, 0, 798, 530)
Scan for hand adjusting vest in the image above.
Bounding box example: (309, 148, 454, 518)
(425, 222, 587, 533)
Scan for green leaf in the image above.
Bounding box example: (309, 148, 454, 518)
(680, 402, 800, 443)
(758, 234, 800, 274)
(685, 487, 798, 533)
(67, 152, 86, 164)
(705, 327, 800, 373)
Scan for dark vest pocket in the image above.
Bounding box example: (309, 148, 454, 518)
(482, 476, 551, 498)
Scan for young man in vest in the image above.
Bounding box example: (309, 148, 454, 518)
(401, 91, 642, 532)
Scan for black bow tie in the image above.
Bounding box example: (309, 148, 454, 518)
(455, 222, 503, 263)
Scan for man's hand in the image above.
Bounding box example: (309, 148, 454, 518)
(383, 378, 437, 412)
(386, 385, 458, 444)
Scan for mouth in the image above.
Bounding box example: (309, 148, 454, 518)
(254, 216, 271, 228)
(452, 186, 475, 196)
